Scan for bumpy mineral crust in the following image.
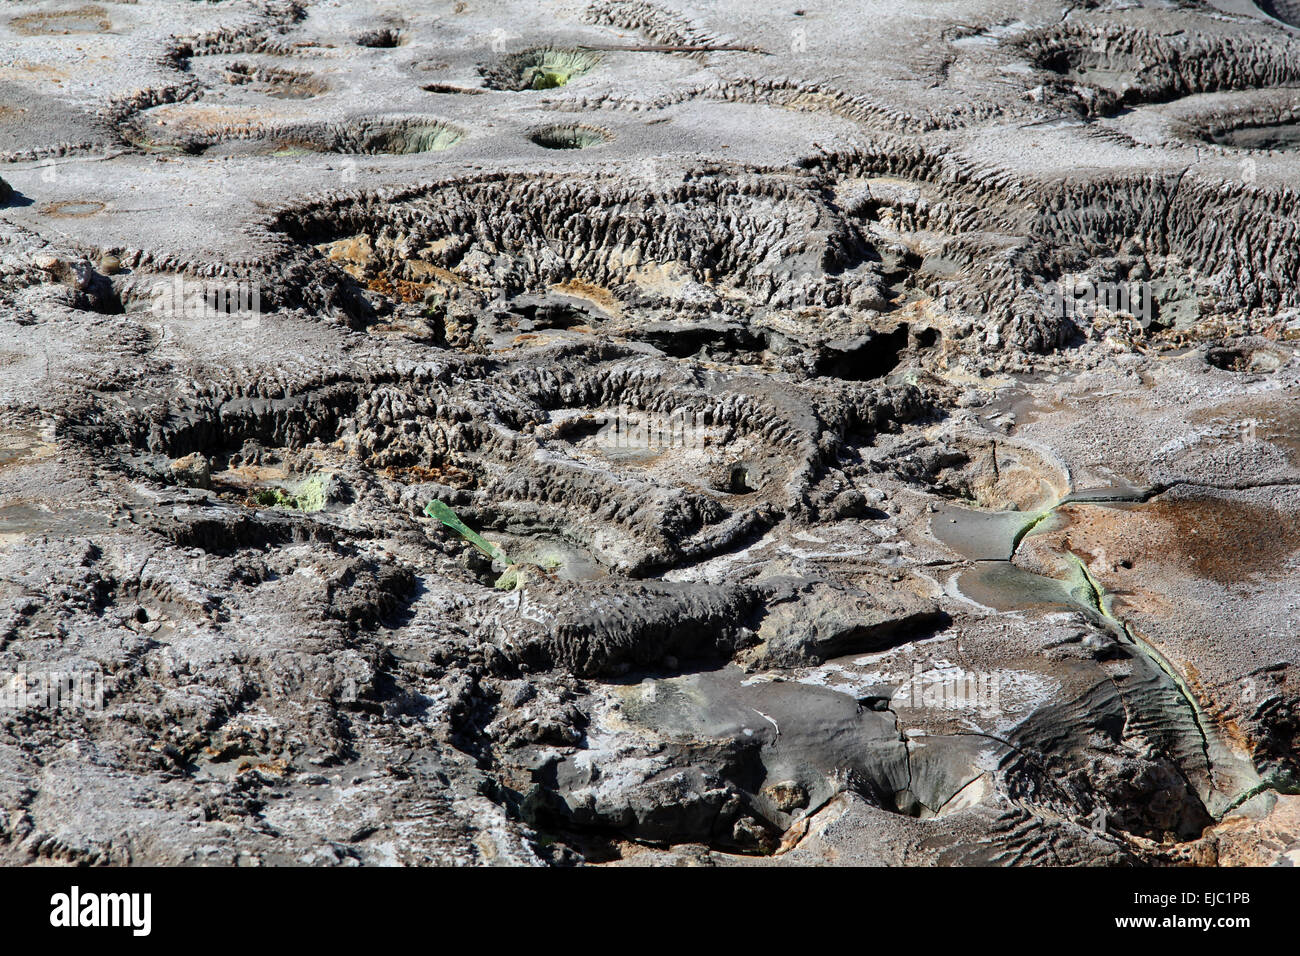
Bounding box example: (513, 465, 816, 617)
(0, 0, 1297, 866)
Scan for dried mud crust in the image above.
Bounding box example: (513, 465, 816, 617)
(244, 120, 1300, 354)
(60, 342, 933, 577)
(0, 0, 1298, 867)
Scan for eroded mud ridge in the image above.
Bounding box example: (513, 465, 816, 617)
(0, 0, 1298, 866)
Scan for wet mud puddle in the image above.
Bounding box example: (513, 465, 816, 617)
(933, 487, 1268, 819)
(0, 428, 55, 470)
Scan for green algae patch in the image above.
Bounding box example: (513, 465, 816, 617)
(255, 474, 332, 512)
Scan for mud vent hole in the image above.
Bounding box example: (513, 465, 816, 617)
(41, 200, 106, 218)
(356, 28, 405, 48)
(1258, 0, 1300, 28)
(481, 48, 601, 91)
(223, 64, 328, 100)
(10, 5, 110, 35)
(281, 119, 464, 155)
(1205, 344, 1281, 372)
(728, 465, 756, 494)
(1202, 118, 1300, 152)
(529, 124, 610, 150)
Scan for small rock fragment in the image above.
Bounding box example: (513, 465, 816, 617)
(170, 453, 211, 488)
(763, 779, 809, 813)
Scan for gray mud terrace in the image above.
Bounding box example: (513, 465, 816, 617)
(0, 0, 1298, 866)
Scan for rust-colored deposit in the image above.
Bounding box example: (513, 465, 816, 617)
(1031, 496, 1300, 590)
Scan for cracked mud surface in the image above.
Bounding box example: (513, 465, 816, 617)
(0, 0, 1298, 867)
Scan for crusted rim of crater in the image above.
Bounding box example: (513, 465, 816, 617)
(355, 26, 406, 48)
(127, 111, 467, 156)
(527, 123, 612, 150)
(1180, 110, 1300, 153)
(1257, 0, 1300, 29)
(479, 46, 602, 92)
